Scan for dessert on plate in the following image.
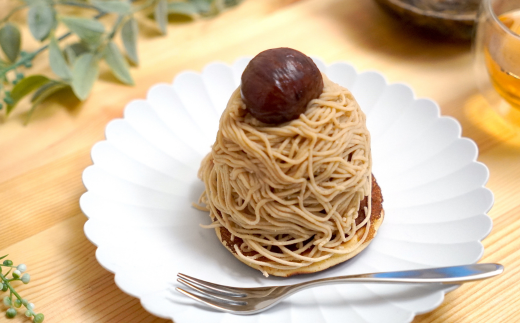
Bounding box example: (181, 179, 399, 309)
(196, 48, 383, 277)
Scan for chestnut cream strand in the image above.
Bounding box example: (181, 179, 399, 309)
(197, 76, 372, 274)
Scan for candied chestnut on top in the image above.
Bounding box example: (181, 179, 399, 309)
(240, 48, 324, 125)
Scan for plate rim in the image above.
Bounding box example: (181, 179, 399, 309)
(80, 57, 494, 322)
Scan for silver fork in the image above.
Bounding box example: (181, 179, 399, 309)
(175, 263, 503, 315)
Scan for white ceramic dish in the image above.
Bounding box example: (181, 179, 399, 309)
(80, 57, 493, 323)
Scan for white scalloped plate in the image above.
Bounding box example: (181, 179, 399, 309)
(80, 57, 493, 323)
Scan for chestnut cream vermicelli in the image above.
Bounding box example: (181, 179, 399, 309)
(196, 76, 372, 275)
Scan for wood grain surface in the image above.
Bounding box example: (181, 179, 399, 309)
(1, 0, 519, 322)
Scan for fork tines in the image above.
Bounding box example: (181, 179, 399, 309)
(177, 273, 247, 297)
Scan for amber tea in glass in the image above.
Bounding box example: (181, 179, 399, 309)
(474, 0, 520, 126)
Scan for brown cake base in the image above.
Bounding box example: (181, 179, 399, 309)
(215, 175, 384, 277)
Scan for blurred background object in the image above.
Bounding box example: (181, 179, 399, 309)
(0, 0, 244, 124)
(473, 0, 520, 128)
(374, 0, 481, 40)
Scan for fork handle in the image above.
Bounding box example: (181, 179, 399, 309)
(290, 263, 503, 290)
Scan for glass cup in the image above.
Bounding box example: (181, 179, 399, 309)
(473, 0, 520, 127)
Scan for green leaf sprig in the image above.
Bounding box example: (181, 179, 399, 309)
(0, 0, 243, 124)
(0, 255, 44, 322)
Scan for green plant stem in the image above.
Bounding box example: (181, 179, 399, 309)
(1, 271, 35, 317)
(0, 0, 151, 78)
(56, 1, 102, 12)
(1, 5, 28, 23)
(0, 11, 107, 78)
(132, 0, 156, 13)
(0, 54, 34, 76)
(0, 0, 149, 78)
(108, 15, 125, 40)
(0, 272, 22, 303)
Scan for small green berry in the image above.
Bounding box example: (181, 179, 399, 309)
(3, 260, 13, 266)
(12, 79, 18, 85)
(21, 273, 30, 284)
(16, 72, 23, 80)
(17, 264, 26, 273)
(21, 299, 28, 306)
(27, 303, 34, 310)
(3, 296, 11, 306)
(6, 308, 16, 318)
(33, 313, 44, 323)
(12, 270, 21, 279)
(14, 299, 22, 308)
(25, 310, 32, 317)
(1, 283, 7, 292)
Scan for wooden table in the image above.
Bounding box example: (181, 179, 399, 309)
(1, 0, 519, 321)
